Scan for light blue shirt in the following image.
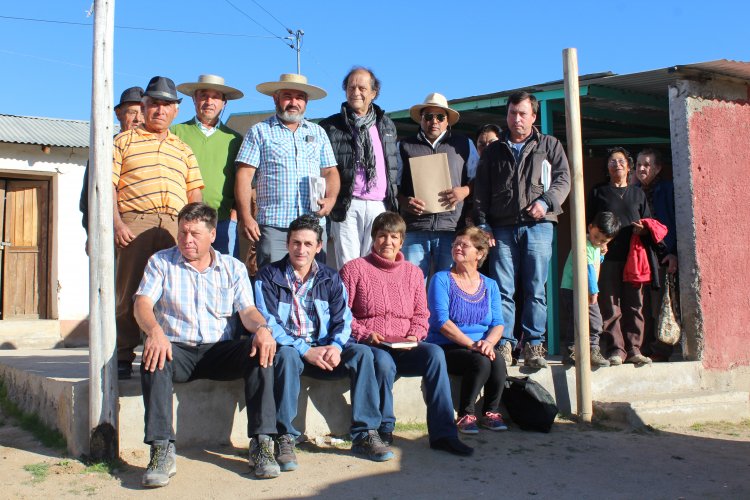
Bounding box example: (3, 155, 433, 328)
(235, 115, 337, 228)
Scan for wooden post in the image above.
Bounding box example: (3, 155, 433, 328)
(562, 48, 593, 423)
(88, 0, 118, 460)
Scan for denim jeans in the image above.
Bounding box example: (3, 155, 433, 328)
(489, 222, 554, 348)
(140, 340, 276, 443)
(403, 230, 454, 282)
(273, 344, 381, 441)
(368, 342, 457, 441)
(214, 219, 239, 258)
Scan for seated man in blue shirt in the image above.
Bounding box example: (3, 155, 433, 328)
(134, 202, 279, 487)
(254, 214, 393, 473)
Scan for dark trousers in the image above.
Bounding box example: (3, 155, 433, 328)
(598, 260, 645, 359)
(441, 344, 506, 417)
(559, 288, 604, 348)
(141, 339, 276, 444)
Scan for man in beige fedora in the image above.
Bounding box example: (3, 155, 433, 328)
(398, 92, 478, 281)
(235, 73, 339, 270)
(173, 74, 244, 257)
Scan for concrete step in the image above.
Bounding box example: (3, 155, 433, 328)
(594, 391, 750, 428)
(0, 320, 63, 349)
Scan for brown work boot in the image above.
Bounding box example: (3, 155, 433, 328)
(523, 344, 548, 369)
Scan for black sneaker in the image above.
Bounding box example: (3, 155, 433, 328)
(378, 431, 393, 446)
(351, 430, 394, 462)
(118, 361, 132, 380)
(430, 436, 474, 456)
(249, 435, 280, 479)
(142, 441, 176, 488)
(275, 434, 298, 472)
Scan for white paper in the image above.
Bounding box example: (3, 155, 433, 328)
(308, 176, 326, 212)
(541, 159, 551, 192)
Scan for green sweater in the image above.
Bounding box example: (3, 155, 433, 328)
(171, 119, 242, 221)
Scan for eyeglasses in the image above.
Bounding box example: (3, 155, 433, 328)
(422, 113, 446, 123)
(451, 242, 475, 250)
(608, 159, 628, 167)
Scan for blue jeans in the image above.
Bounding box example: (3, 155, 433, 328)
(213, 219, 239, 258)
(273, 344, 381, 441)
(368, 342, 456, 441)
(490, 222, 553, 348)
(403, 231, 454, 282)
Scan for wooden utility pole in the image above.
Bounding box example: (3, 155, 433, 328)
(88, 0, 118, 460)
(563, 48, 593, 422)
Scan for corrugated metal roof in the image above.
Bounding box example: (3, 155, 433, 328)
(0, 114, 90, 148)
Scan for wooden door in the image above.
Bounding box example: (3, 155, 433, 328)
(1, 179, 49, 319)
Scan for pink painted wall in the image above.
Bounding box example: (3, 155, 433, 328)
(689, 98, 750, 369)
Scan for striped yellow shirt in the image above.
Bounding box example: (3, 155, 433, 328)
(113, 127, 204, 215)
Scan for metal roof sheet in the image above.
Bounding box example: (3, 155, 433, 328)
(0, 114, 90, 148)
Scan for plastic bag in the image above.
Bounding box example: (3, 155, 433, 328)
(657, 274, 681, 345)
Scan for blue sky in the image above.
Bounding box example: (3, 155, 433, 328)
(1, 0, 748, 124)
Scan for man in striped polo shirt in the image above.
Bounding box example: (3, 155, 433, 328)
(113, 76, 204, 379)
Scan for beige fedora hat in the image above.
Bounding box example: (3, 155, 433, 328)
(177, 74, 244, 100)
(256, 73, 327, 101)
(409, 92, 460, 126)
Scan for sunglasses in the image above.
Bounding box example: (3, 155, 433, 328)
(422, 113, 447, 123)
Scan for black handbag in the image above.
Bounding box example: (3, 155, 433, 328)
(501, 376, 558, 433)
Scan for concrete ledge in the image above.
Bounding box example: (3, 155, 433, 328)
(2, 348, 750, 457)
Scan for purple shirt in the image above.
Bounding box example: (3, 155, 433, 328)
(351, 125, 387, 201)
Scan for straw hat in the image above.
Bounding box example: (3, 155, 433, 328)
(177, 74, 244, 100)
(256, 73, 327, 101)
(409, 92, 460, 126)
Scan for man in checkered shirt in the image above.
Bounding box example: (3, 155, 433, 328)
(235, 73, 340, 270)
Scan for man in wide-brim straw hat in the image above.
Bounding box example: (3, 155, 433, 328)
(398, 92, 478, 282)
(234, 73, 340, 272)
(173, 74, 245, 257)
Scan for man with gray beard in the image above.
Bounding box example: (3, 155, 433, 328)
(235, 74, 340, 269)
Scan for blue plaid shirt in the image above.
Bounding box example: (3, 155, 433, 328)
(135, 246, 256, 345)
(284, 260, 320, 343)
(235, 114, 337, 228)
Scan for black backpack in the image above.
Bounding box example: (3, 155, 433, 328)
(501, 376, 558, 433)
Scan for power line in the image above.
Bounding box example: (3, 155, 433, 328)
(222, 0, 293, 48)
(248, 0, 291, 33)
(0, 14, 277, 39)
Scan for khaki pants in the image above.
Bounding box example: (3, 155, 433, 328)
(116, 212, 177, 362)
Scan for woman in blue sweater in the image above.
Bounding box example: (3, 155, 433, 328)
(427, 226, 507, 434)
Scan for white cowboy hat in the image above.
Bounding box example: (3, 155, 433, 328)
(409, 92, 460, 126)
(177, 74, 244, 100)
(256, 73, 327, 101)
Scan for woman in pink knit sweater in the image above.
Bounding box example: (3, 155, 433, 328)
(339, 212, 472, 456)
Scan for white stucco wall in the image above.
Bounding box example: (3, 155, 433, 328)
(0, 143, 89, 321)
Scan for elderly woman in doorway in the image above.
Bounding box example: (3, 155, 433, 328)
(587, 147, 652, 366)
(426, 226, 507, 435)
(339, 212, 473, 456)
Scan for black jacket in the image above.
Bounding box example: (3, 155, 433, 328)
(474, 127, 570, 227)
(319, 103, 399, 222)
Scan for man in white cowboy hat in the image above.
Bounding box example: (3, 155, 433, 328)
(173, 74, 244, 257)
(112, 76, 204, 379)
(235, 73, 339, 271)
(398, 92, 479, 281)
(319, 66, 400, 269)
(474, 91, 571, 369)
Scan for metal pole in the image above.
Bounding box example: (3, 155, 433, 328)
(562, 48, 593, 423)
(88, 0, 119, 460)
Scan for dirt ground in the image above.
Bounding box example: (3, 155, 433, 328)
(1, 408, 750, 499)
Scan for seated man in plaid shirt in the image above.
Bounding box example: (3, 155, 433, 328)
(134, 202, 278, 486)
(254, 214, 393, 474)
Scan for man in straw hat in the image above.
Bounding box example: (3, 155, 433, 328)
(398, 92, 478, 281)
(235, 73, 339, 271)
(113, 76, 204, 379)
(474, 91, 570, 369)
(319, 66, 400, 269)
(174, 74, 244, 257)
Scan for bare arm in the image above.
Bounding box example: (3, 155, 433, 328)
(316, 166, 340, 217)
(235, 163, 260, 241)
(134, 295, 172, 372)
(112, 185, 135, 248)
(187, 188, 202, 203)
